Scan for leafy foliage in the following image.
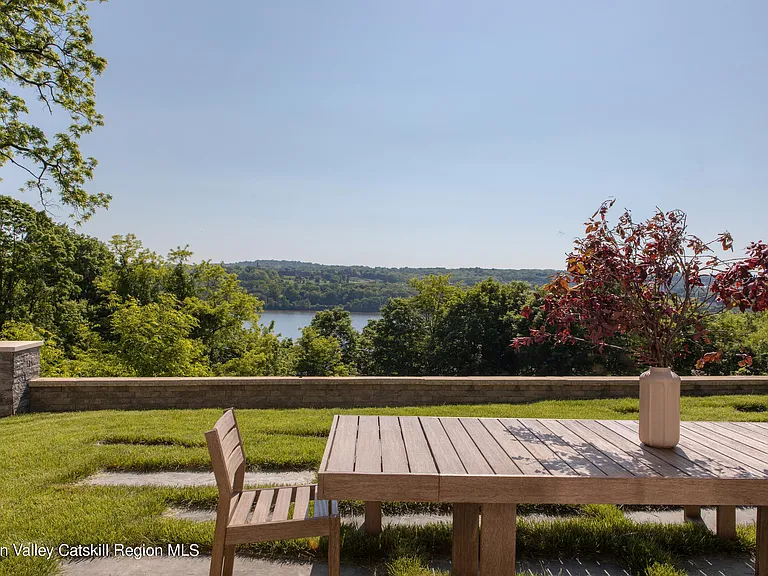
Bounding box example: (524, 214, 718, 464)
(512, 200, 768, 369)
(295, 326, 349, 376)
(0, 0, 109, 221)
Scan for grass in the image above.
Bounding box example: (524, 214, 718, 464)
(0, 395, 765, 575)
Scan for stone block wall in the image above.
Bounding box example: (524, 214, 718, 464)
(27, 375, 768, 412)
(0, 342, 42, 416)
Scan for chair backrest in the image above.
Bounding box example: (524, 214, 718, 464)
(205, 408, 246, 496)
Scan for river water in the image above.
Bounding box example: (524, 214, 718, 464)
(257, 310, 381, 340)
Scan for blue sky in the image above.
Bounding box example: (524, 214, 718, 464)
(5, 0, 767, 268)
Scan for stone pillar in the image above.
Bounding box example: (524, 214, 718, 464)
(0, 341, 43, 417)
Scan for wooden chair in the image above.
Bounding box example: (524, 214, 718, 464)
(205, 408, 340, 576)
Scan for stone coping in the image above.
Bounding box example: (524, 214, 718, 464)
(29, 375, 768, 387)
(0, 340, 44, 353)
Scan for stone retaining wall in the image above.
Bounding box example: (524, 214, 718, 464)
(28, 375, 768, 412)
(0, 342, 42, 416)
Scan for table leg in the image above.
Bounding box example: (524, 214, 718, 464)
(364, 501, 382, 534)
(480, 504, 516, 576)
(684, 505, 701, 520)
(716, 505, 736, 540)
(452, 503, 479, 576)
(757, 506, 767, 576)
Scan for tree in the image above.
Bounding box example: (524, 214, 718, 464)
(294, 326, 348, 376)
(408, 274, 462, 341)
(215, 327, 297, 376)
(362, 299, 429, 376)
(97, 234, 166, 306)
(182, 260, 263, 366)
(308, 308, 358, 366)
(0, 0, 109, 222)
(433, 279, 533, 375)
(690, 311, 768, 375)
(110, 295, 210, 376)
(0, 195, 79, 329)
(511, 200, 768, 370)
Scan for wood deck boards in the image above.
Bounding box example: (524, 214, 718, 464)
(318, 416, 768, 505)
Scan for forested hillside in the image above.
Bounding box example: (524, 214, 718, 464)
(2, 195, 766, 379)
(226, 260, 558, 311)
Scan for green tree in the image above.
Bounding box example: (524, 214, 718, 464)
(216, 328, 297, 376)
(694, 311, 768, 375)
(0, 0, 109, 221)
(433, 279, 533, 375)
(0, 319, 65, 375)
(308, 307, 358, 366)
(0, 195, 79, 329)
(362, 299, 429, 376)
(97, 234, 166, 306)
(295, 326, 348, 376)
(182, 260, 263, 366)
(110, 295, 210, 376)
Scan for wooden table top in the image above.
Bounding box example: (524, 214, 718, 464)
(317, 416, 768, 505)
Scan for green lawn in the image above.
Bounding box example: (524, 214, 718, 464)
(0, 395, 766, 576)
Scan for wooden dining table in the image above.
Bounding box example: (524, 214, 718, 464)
(317, 415, 768, 575)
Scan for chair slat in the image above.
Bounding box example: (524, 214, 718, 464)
(250, 489, 275, 524)
(228, 492, 241, 521)
(293, 486, 311, 520)
(220, 426, 241, 460)
(215, 410, 237, 437)
(225, 446, 244, 479)
(229, 491, 256, 525)
(271, 488, 294, 522)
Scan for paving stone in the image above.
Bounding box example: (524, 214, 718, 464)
(625, 506, 756, 531)
(60, 555, 757, 576)
(61, 557, 374, 575)
(81, 470, 316, 487)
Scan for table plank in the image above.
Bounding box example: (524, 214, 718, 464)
(715, 421, 768, 448)
(521, 419, 606, 477)
(698, 422, 768, 456)
(460, 418, 522, 475)
(355, 416, 382, 473)
(482, 418, 548, 475)
(619, 420, 759, 479)
(326, 415, 358, 472)
(598, 420, 717, 478)
(679, 422, 768, 475)
(581, 420, 692, 478)
(539, 419, 633, 477)
(440, 418, 494, 474)
(421, 417, 466, 474)
(559, 420, 661, 477)
(380, 416, 410, 473)
(400, 416, 437, 474)
(500, 419, 576, 476)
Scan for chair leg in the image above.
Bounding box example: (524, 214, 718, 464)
(222, 545, 236, 576)
(328, 515, 341, 576)
(209, 532, 226, 576)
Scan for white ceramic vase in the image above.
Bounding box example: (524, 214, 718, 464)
(638, 366, 681, 448)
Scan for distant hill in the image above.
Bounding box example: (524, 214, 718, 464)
(225, 260, 559, 312)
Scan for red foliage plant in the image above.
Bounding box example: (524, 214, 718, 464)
(511, 200, 768, 369)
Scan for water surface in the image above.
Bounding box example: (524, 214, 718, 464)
(258, 309, 381, 339)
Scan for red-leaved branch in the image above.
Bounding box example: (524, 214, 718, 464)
(511, 200, 768, 369)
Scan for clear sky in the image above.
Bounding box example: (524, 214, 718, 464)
(5, 0, 767, 268)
